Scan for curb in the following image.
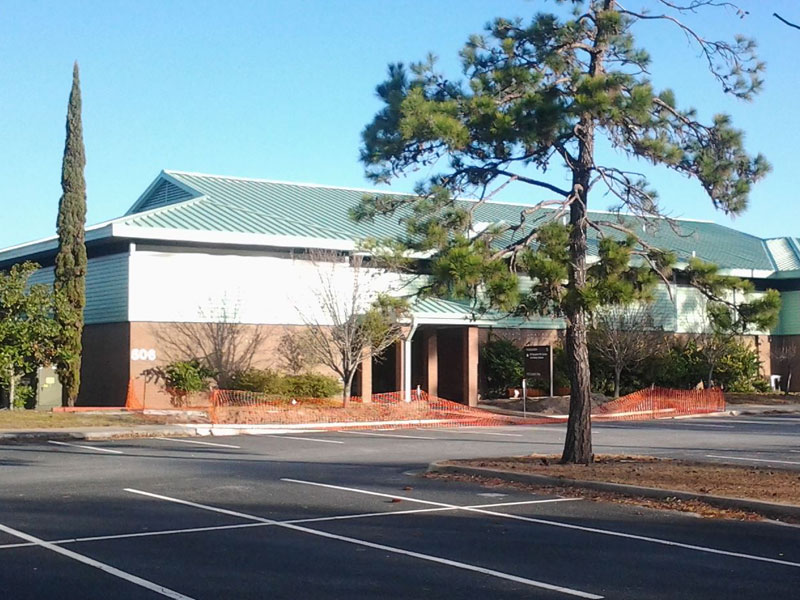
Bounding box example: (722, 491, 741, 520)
(0, 426, 205, 443)
(427, 461, 800, 521)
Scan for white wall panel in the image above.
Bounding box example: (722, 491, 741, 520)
(128, 250, 404, 325)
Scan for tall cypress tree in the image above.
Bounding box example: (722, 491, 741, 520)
(54, 62, 87, 407)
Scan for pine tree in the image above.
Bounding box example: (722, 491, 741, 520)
(355, 1, 775, 463)
(54, 62, 87, 407)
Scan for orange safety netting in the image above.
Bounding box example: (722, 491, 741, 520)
(592, 386, 725, 421)
(124, 379, 212, 412)
(208, 388, 544, 428)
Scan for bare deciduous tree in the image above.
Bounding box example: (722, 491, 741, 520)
(589, 305, 665, 398)
(156, 301, 270, 388)
(277, 330, 315, 375)
(297, 251, 408, 406)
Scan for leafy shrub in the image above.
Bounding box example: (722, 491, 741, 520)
(13, 383, 36, 410)
(283, 373, 342, 398)
(588, 336, 769, 394)
(481, 338, 524, 397)
(229, 368, 341, 398)
(163, 360, 215, 393)
(229, 368, 287, 394)
(713, 339, 768, 392)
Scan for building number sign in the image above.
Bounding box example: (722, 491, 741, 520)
(131, 348, 157, 361)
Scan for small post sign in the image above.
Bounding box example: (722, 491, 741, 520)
(524, 345, 553, 397)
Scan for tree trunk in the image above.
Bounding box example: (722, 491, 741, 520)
(560, 0, 613, 464)
(342, 379, 351, 408)
(614, 368, 621, 399)
(8, 370, 16, 410)
(561, 159, 594, 464)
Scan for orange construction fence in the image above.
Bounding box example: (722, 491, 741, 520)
(208, 388, 544, 428)
(592, 387, 725, 421)
(124, 380, 726, 428)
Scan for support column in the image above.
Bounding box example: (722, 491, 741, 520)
(394, 340, 404, 395)
(462, 326, 479, 407)
(403, 337, 413, 402)
(425, 329, 438, 398)
(359, 352, 372, 403)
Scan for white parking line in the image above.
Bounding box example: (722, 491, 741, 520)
(430, 430, 523, 437)
(726, 419, 800, 425)
(705, 454, 800, 466)
(0, 497, 579, 552)
(276, 435, 344, 444)
(345, 431, 437, 440)
(282, 478, 800, 570)
(0, 521, 193, 599)
(673, 423, 735, 429)
(124, 488, 602, 599)
(153, 437, 241, 449)
(48, 440, 123, 454)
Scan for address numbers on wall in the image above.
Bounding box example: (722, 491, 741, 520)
(131, 348, 157, 361)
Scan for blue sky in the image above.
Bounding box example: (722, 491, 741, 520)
(1, 0, 798, 248)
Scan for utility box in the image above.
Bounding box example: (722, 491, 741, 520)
(36, 366, 62, 411)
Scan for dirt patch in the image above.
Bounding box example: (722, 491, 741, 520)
(444, 455, 800, 506)
(724, 392, 800, 405)
(483, 394, 608, 415)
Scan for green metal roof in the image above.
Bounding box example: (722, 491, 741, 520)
(115, 171, 779, 272)
(0, 169, 794, 277)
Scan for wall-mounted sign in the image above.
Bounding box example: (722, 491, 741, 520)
(131, 348, 157, 361)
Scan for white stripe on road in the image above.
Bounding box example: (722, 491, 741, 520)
(431, 430, 523, 437)
(724, 419, 800, 425)
(345, 431, 438, 440)
(48, 440, 123, 454)
(672, 423, 735, 429)
(0, 497, 580, 552)
(124, 488, 601, 599)
(282, 478, 800, 569)
(0, 522, 193, 599)
(275, 435, 344, 444)
(705, 454, 800, 466)
(153, 437, 241, 449)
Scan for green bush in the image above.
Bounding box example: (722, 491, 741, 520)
(283, 373, 342, 398)
(229, 368, 341, 398)
(164, 360, 215, 393)
(588, 336, 769, 394)
(13, 383, 36, 410)
(230, 368, 287, 394)
(713, 339, 768, 393)
(481, 338, 524, 397)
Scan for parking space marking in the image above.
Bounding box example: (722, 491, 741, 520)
(153, 437, 241, 449)
(0, 521, 194, 599)
(430, 430, 523, 437)
(0, 498, 578, 552)
(283, 478, 800, 569)
(705, 454, 800, 466)
(345, 431, 438, 440)
(48, 441, 123, 455)
(124, 488, 602, 599)
(276, 435, 344, 444)
(671, 423, 735, 429)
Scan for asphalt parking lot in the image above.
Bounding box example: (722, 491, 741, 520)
(1, 414, 799, 599)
